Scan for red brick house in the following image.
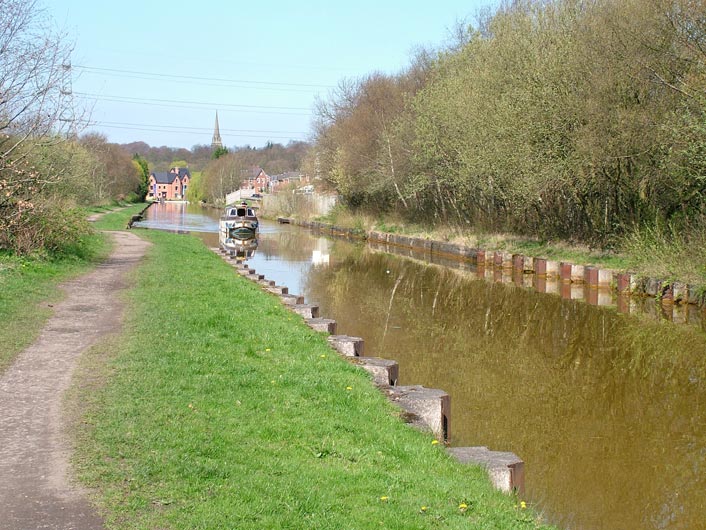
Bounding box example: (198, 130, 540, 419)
(239, 167, 269, 193)
(147, 167, 191, 200)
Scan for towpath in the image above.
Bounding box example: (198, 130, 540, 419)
(0, 231, 150, 529)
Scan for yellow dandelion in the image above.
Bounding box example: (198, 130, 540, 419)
(380, 496, 389, 502)
(265, 348, 271, 352)
(320, 354, 326, 358)
(420, 506, 428, 513)
(459, 502, 468, 511)
(346, 386, 353, 391)
(520, 501, 527, 509)
(431, 440, 439, 445)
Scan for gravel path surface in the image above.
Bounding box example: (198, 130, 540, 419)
(0, 231, 150, 529)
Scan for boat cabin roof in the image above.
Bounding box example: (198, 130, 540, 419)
(225, 206, 256, 217)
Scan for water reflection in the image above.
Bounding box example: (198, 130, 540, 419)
(134, 201, 219, 233)
(304, 251, 706, 530)
(137, 203, 706, 529)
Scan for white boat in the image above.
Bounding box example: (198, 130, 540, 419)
(219, 204, 258, 251)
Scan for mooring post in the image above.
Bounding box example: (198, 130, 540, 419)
(280, 294, 305, 305)
(354, 357, 399, 387)
(447, 447, 525, 495)
(616, 272, 635, 294)
(387, 385, 450, 442)
(292, 304, 319, 319)
(327, 335, 364, 357)
(306, 318, 337, 334)
(584, 266, 599, 287)
(476, 250, 486, 266)
(672, 281, 687, 304)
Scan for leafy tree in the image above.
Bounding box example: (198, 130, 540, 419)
(132, 154, 150, 200)
(212, 146, 229, 159)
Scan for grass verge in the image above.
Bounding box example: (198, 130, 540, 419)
(0, 233, 109, 373)
(91, 202, 149, 231)
(70, 229, 553, 529)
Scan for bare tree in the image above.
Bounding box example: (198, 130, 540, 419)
(0, 0, 76, 250)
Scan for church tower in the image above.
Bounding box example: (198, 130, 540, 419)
(211, 111, 223, 149)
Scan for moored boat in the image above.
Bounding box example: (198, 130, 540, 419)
(219, 204, 259, 250)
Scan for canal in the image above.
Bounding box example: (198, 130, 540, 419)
(138, 202, 706, 530)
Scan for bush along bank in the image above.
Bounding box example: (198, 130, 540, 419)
(280, 218, 706, 313)
(71, 225, 554, 530)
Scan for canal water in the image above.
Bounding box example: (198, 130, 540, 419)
(137, 202, 706, 530)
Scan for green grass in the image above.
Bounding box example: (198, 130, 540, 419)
(0, 234, 109, 373)
(490, 239, 630, 270)
(71, 229, 553, 530)
(92, 203, 149, 231)
(621, 224, 706, 286)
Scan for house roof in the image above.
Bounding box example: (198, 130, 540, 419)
(151, 171, 178, 184)
(150, 167, 191, 184)
(270, 172, 303, 182)
(242, 166, 267, 179)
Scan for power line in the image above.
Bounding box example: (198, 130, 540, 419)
(85, 123, 308, 140)
(83, 119, 308, 135)
(74, 92, 312, 113)
(73, 65, 335, 90)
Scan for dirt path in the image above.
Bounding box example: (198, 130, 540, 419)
(0, 231, 150, 530)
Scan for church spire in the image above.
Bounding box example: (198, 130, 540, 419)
(211, 111, 223, 149)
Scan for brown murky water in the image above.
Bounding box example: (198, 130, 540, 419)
(140, 203, 706, 530)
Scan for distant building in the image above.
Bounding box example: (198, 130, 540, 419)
(147, 167, 191, 200)
(239, 167, 270, 193)
(211, 111, 223, 149)
(268, 171, 308, 192)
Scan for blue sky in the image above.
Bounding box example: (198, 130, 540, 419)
(45, 0, 497, 149)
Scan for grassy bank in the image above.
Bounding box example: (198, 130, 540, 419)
(70, 224, 552, 529)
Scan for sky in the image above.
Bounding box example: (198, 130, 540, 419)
(44, 0, 498, 149)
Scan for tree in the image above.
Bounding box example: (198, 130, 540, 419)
(133, 154, 150, 200)
(0, 0, 79, 253)
(212, 146, 229, 159)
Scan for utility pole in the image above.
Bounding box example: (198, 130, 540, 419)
(58, 59, 77, 138)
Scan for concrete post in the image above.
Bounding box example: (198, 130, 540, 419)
(597, 269, 613, 287)
(327, 335, 364, 357)
(616, 273, 635, 293)
(306, 318, 337, 334)
(266, 285, 289, 295)
(476, 250, 486, 266)
(292, 304, 319, 319)
(645, 278, 663, 297)
(672, 281, 687, 304)
(280, 294, 305, 305)
(354, 357, 399, 387)
(387, 385, 450, 442)
(447, 447, 525, 495)
(544, 260, 559, 278)
(512, 254, 523, 271)
(494, 251, 513, 269)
